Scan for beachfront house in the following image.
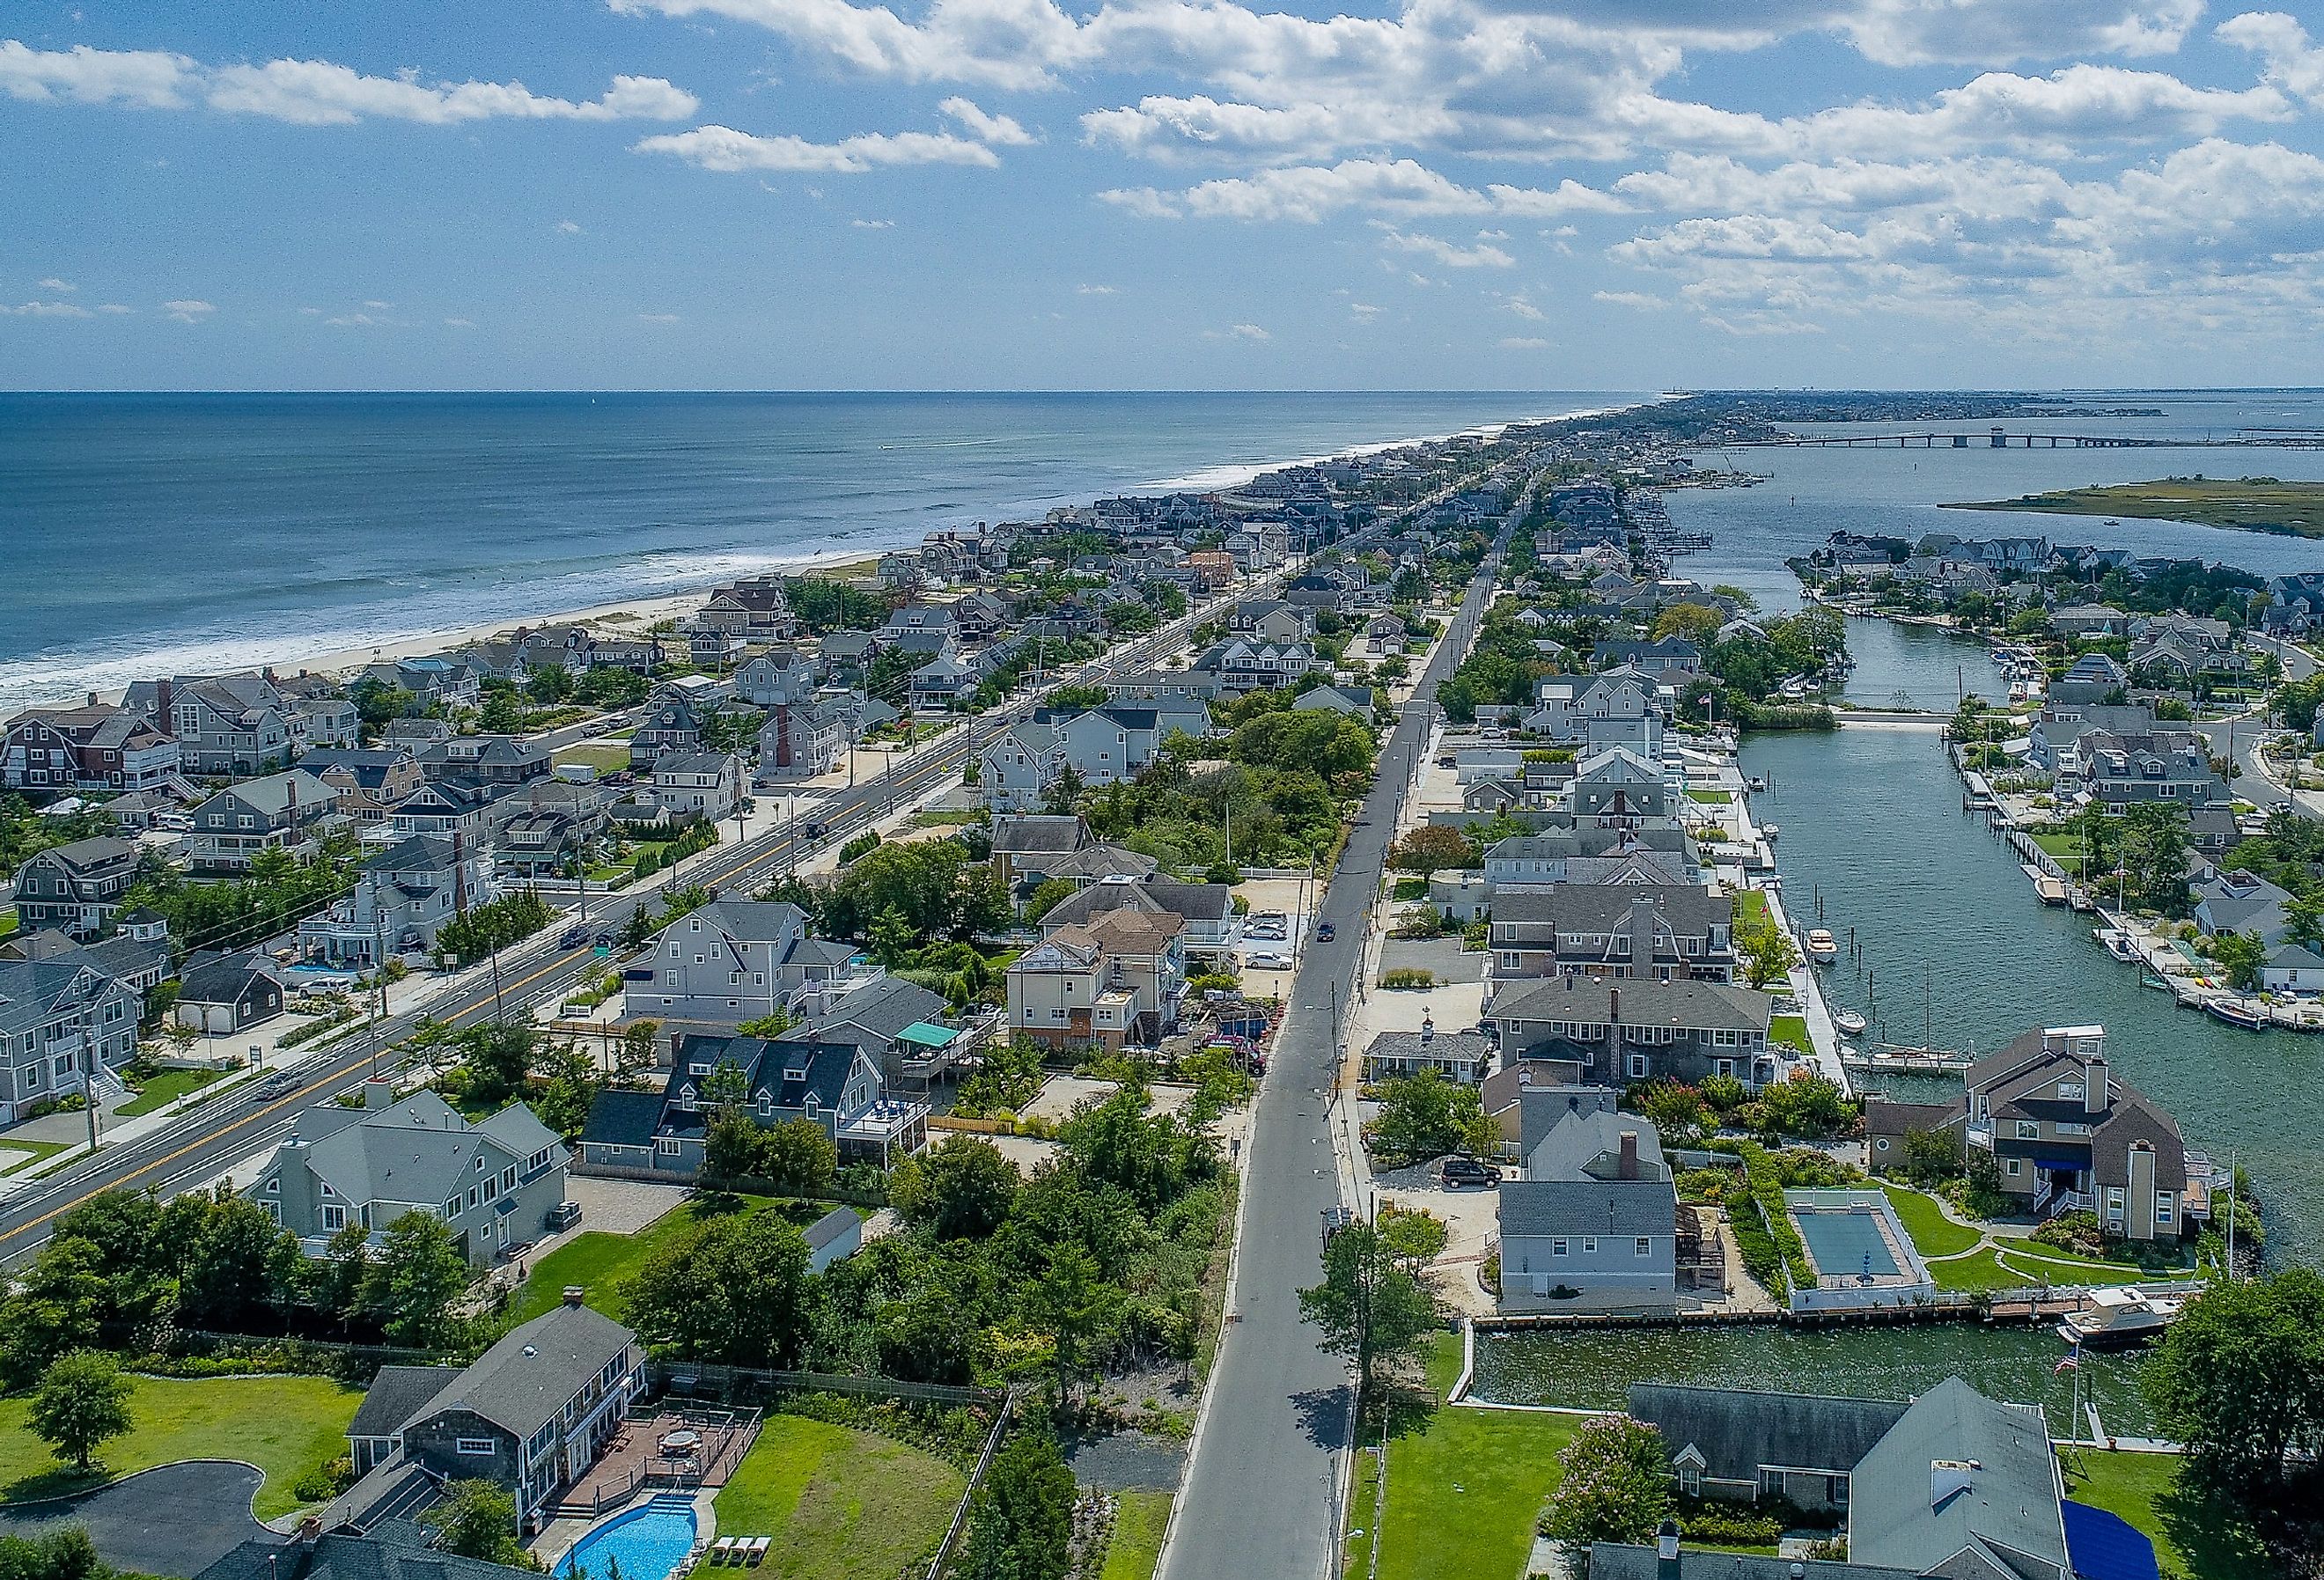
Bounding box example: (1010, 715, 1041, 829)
(0, 702, 182, 794)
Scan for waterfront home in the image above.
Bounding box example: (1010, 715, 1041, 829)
(340, 1300, 642, 1532)
(2049, 603, 2128, 638)
(8, 836, 138, 940)
(0, 701, 182, 794)
(1592, 636, 1702, 677)
(122, 673, 298, 775)
(1360, 1016, 1492, 1084)
(298, 834, 496, 968)
(302, 746, 425, 826)
(651, 1027, 926, 1167)
(1487, 885, 1735, 982)
(2024, 702, 2152, 776)
(2070, 726, 2226, 809)
(652, 751, 746, 822)
(1008, 907, 1186, 1050)
(2191, 867, 2290, 944)
(1485, 975, 1776, 1087)
(1628, 1384, 1908, 1510)
(246, 1085, 569, 1263)
(2048, 651, 2129, 704)
(696, 574, 798, 641)
(1526, 668, 1660, 742)
(1498, 1109, 1678, 1312)
(1572, 745, 1672, 827)
(989, 813, 1091, 889)
(188, 769, 344, 874)
(1482, 827, 1699, 891)
(0, 950, 142, 1125)
(173, 951, 288, 1034)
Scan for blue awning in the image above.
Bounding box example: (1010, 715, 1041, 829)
(2063, 1501, 2159, 1580)
(2027, 1152, 2092, 1172)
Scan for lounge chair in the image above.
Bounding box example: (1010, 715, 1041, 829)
(746, 1539, 769, 1567)
(710, 1538, 738, 1565)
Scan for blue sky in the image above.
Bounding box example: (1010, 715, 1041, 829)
(6, 0, 2324, 389)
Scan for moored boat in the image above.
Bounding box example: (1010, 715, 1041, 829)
(1805, 928, 1839, 963)
(2206, 997, 2268, 1031)
(2059, 1286, 2187, 1349)
(1833, 1008, 1868, 1034)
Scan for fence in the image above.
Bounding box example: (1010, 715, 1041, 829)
(651, 1360, 1006, 1408)
(565, 1158, 888, 1209)
(924, 1385, 1022, 1580)
(144, 1327, 460, 1382)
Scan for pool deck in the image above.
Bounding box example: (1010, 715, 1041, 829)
(531, 1409, 759, 1567)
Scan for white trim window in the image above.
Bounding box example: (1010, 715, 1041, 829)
(456, 1437, 497, 1457)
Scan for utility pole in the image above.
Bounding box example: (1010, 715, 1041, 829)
(79, 1030, 100, 1156)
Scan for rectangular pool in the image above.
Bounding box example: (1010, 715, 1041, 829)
(1792, 1206, 1899, 1279)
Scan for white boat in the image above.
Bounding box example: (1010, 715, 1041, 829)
(1833, 1008, 1868, 1034)
(1805, 928, 1839, 963)
(2092, 928, 2142, 964)
(1761, 823, 1780, 841)
(2059, 1286, 2188, 1349)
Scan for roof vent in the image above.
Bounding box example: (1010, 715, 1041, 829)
(1931, 1459, 1979, 1511)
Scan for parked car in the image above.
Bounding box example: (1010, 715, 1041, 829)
(1243, 949, 1292, 970)
(1439, 1155, 1502, 1187)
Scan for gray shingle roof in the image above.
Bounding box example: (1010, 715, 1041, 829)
(579, 1088, 666, 1149)
(347, 1364, 460, 1439)
(1629, 1384, 1909, 1487)
(1847, 1378, 2067, 1577)
(1498, 1178, 1674, 1238)
(1489, 974, 1771, 1033)
(411, 1304, 635, 1442)
(1585, 1545, 1908, 1580)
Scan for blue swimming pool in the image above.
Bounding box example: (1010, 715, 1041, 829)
(556, 1495, 698, 1580)
(1792, 1206, 1900, 1279)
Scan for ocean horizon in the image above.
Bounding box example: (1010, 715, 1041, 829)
(0, 389, 1643, 714)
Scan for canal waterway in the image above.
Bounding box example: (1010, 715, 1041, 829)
(1468, 1323, 2152, 1437)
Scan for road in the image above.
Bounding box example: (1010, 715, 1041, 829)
(1161, 535, 1505, 1580)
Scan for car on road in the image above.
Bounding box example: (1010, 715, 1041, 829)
(252, 1073, 301, 1104)
(1314, 922, 1335, 942)
(1243, 949, 1292, 970)
(559, 928, 590, 950)
(1438, 1155, 1502, 1187)
(2274, 799, 2295, 815)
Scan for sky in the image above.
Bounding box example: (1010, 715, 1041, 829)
(6, 0, 2324, 390)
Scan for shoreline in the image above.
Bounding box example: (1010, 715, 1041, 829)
(7, 397, 1651, 715)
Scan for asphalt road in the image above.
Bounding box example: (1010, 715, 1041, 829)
(1161, 539, 1505, 1580)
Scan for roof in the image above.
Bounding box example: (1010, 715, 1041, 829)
(1498, 1176, 1674, 1238)
(1847, 1378, 2067, 1577)
(808, 974, 948, 1044)
(176, 951, 283, 1007)
(1585, 1545, 1909, 1580)
(579, 1088, 666, 1150)
(408, 1304, 636, 1441)
(348, 1364, 460, 1439)
(268, 1091, 563, 1212)
(1527, 1107, 1670, 1183)
(804, 1205, 859, 1253)
(1363, 1028, 1492, 1066)
(1629, 1384, 1908, 1486)
(1041, 876, 1227, 930)
(1489, 884, 1730, 934)
(991, 814, 1087, 854)
(1489, 974, 1771, 1033)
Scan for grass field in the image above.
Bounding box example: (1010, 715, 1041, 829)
(1349, 1336, 1580, 1580)
(1686, 789, 1733, 805)
(0, 1374, 361, 1518)
(1947, 477, 2324, 538)
(1731, 890, 1770, 929)
(2029, 832, 2091, 875)
(1879, 1184, 1982, 1258)
(1769, 1016, 1812, 1055)
(554, 741, 633, 775)
(117, 1067, 224, 1117)
(1102, 1491, 1171, 1580)
(1926, 1246, 2036, 1292)
(2059, 1451, 2274, 1580)
(0, 1137, 68, 1178)
(508, 1194, 825, 1322)
(711, 1415, 965, 1580)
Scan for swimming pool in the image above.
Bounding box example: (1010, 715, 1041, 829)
(556, 1495, 698, 1580)
(1791, 1204, 1900, 1279)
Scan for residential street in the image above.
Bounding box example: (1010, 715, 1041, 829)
(1160, 535, 1504, 1580)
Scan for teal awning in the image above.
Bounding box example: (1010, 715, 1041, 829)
(898, 1022, 959, 1049)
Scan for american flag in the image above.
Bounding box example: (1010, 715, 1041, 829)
(2055, 1347, 2081, 1375)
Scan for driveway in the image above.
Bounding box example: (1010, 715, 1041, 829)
(0, 1461, 279, 1578)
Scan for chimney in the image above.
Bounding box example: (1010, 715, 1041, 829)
(562, 1285, 587, 1307)
(1421, 1012, 1435, 1045)
(1620, 1129, 1640, 1179)
(362, 1077, 395, 1111)
(2085, 1051, 2107, 1115)
(1655, 1518, 1680, 1580)
(155, 676, 174, 727)
(1609, 986, 1621, 1025)
(86, 692, 98, 707)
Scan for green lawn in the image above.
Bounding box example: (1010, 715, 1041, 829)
(2059, 1451, 2274, 1580)
(1926, 1247, 2036, 1292)
(1356, 1336, 1580, 1580)
(507, 1194, 826, 1323)
(1994, 1246, 2198, 1288)
(1769, 1016, 1812, 1055)
(1686, 789, 1733, 805)
(711, 1415, 965, 1580)
(1102, 1491, 1171, 1580)
(1731, 890, 1770, 929)
(1879, 1184, 1982, 1258)
(116, 1067, 225, 1118)
(0, 1374, 361, 1518)
(0, 1137, 68, 1178)
(2029, 832, 2090, 875)
(555, 741, 632, 774)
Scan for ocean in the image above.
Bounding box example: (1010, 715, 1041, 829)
(0, 389, 1639, 714)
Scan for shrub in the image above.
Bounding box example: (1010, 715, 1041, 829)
(839, 831, 883, 863)
(1677, 1507, 1782, 1547)
(1379, 968, 1436, 989)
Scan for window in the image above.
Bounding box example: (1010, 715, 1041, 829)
(1628, 1055, 1648, 1079)
(1875, 1137, 1890, 1152)
(456, 1437, 497, 1457)
(656, 1137, 681, 1157)
(467, 1185, 481, 1209)
(445, 1197, 461, 1216)
(2005, 1159, 2022, 1176)
(321, 1205, 346, 1231)
(474, 1155, 487, 1171)
(2016, 1121, 2040, 1139)
(1550, 1238, 1568, 1256)
(1583, 1238, 1598, 1254)
(1635, 1238, 1651, 1257)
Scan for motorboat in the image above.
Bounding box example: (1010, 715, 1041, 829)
(1805, 928, 1839, 963)
(1832, 1008, 1868, 1035)
(2092, 928, 2141, 964)
(2059, 1286, 2187, 1349)
(2206, 997, 2268, 1031)
(1761, 823, 1780, 841)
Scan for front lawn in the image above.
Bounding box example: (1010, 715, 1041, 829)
(117, 1067, 224, 1118)
(1769, 1016, 1812, 1055)
(2030, 833, 2090, 875)
(2059, 1451, 2273, 1580)
(1879, 1184, 1982, 1259)
(0, 1373, 361, 1518)
(1994, 1246, 2198, 1288)
(1102, 1491, 1171, 1580)
(712, 1415, 965, 1580)
(0, 1137, 69, 1178)
(1355, 1335, 1580, 1580)
(1731, 891, 1770, 929)
(508, 1194, 827, 1323)
(1686, 790, 1733, 805)
(1926, 1247, 2035, 1292)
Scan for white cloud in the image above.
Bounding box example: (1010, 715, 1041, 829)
(1592, 290, 1672, 309)
(326, 312, 385, 327)
(37, 277, 74, 292)
(162, 299, 214, 322)
(1377, 226, 1515, 268)
(0, 300, 92, 317)
(638, 312, 680, 322)
(852, 217, 896, 226)
(1349, 301, 1382, 319)
(1498, 335, 1549, 349)
(635, 122, 1002, 172)
(1501, 293, 1547, 320)
(939, 96, 1037, 145)
(1076, 283, 1116, 293)
(1, 41, 695, 127)
(557, 220, 584, 233)
(445, 316, 476, 327)
(2222, 11, 2324, 108)
(1202, 322, 1271, 339)
(97, 303, 133, 314)
(1104, 159, 1628, 225)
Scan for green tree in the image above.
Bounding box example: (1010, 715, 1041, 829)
(889, 1137, 1018, 1240)
(1377, 1208, 1448, 1273)
(432, 1480, 530, 1566)
(702, 1108, 769, 1188)
(2143, 1268, 2324, 1507)
(28, 1351, 132, 1473)
(1365, 1070, 1492, 1167)
(961, 1431, 1075, 1580)
(452, 1021, 539, 1106)
(0, 1526, 115, 1580)
(1736, 919, 1800, 988)
(755, 1117, 838, 1195)
(2284, 889, 2324, 955)
(867, 905, 919, 970)
(1298, 1222, 1439, 1401)
(313, 1222, 375, 1332)
(1539, 1416, 1673, 1549)
(361, 1211, 471, 1348)
(1024, 877, 1079, 921)
(621, 1210, 812, 1370)
(2211, 930, 2269, 993)
(1758, 1074, 1850, 1138)
(178, 1195, 298, 1330)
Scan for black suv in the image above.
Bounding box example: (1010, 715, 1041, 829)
(1438, 1155, 1502, 1187)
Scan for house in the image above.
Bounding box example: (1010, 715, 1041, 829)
(1008, 908, 1186, 1049)
(626, 900, 854, 1028)
(2049, 651, 2129, 704)
(0, 702, 182, 793)
(188, 770, 344, 874)
(1628, 1384, 1908, 1510)
(1227, 599, 1312, 643)
(653, 752, 746, 821)
(1592, 1378, 2110, 1580)
(1188, 638, 1324, 694)
(416, 735, 552, 793)
(2191, 866, 2288, 944)
(492, 781, 612, 878)
(122, 673, 297, 775)
(1032, 702, 1210, 787)
(0, 918, 170, 996)
(796, 973, 953, 1091)
(1486, 975, 1776, 1088)
(1967, 1025, 2189, 1238)
(341, 1299, 642, 1532)
(303, 747, 426, 826)
(1487, 885, 1734, 982)
(756, 698, 849, 780)
(173, 951, 289, 1034)
(976, 721, 1059, 813)
(1038, 873, 1236, 961)
(2050, 604, 2128, 638)
(386, 778, 492, 839)
(2071, 727, 2225, 809)
(298, 834, 497, 967)
(1572, 746, 1670, 826)
(9, 836, 138, 940)
(1498, 1109, 1678, 1312)
(910, 650, 986, 712)
(1361, 1015, 1492, 1084)
(0, 950, 143, 1124)
(1296, 685, 1372, 717)
(696, 575, 798, 641)
(247, 1084, 569, 1263)
(651, 1028, 925, 1168)
(1482, 828, 1698, 891)
(1592, 636, 1702, 677)
(632, 694, 706, 762)
(990, 813, 1090, 890)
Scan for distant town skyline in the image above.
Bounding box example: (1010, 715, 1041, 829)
(6, 0, 2324, 390)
